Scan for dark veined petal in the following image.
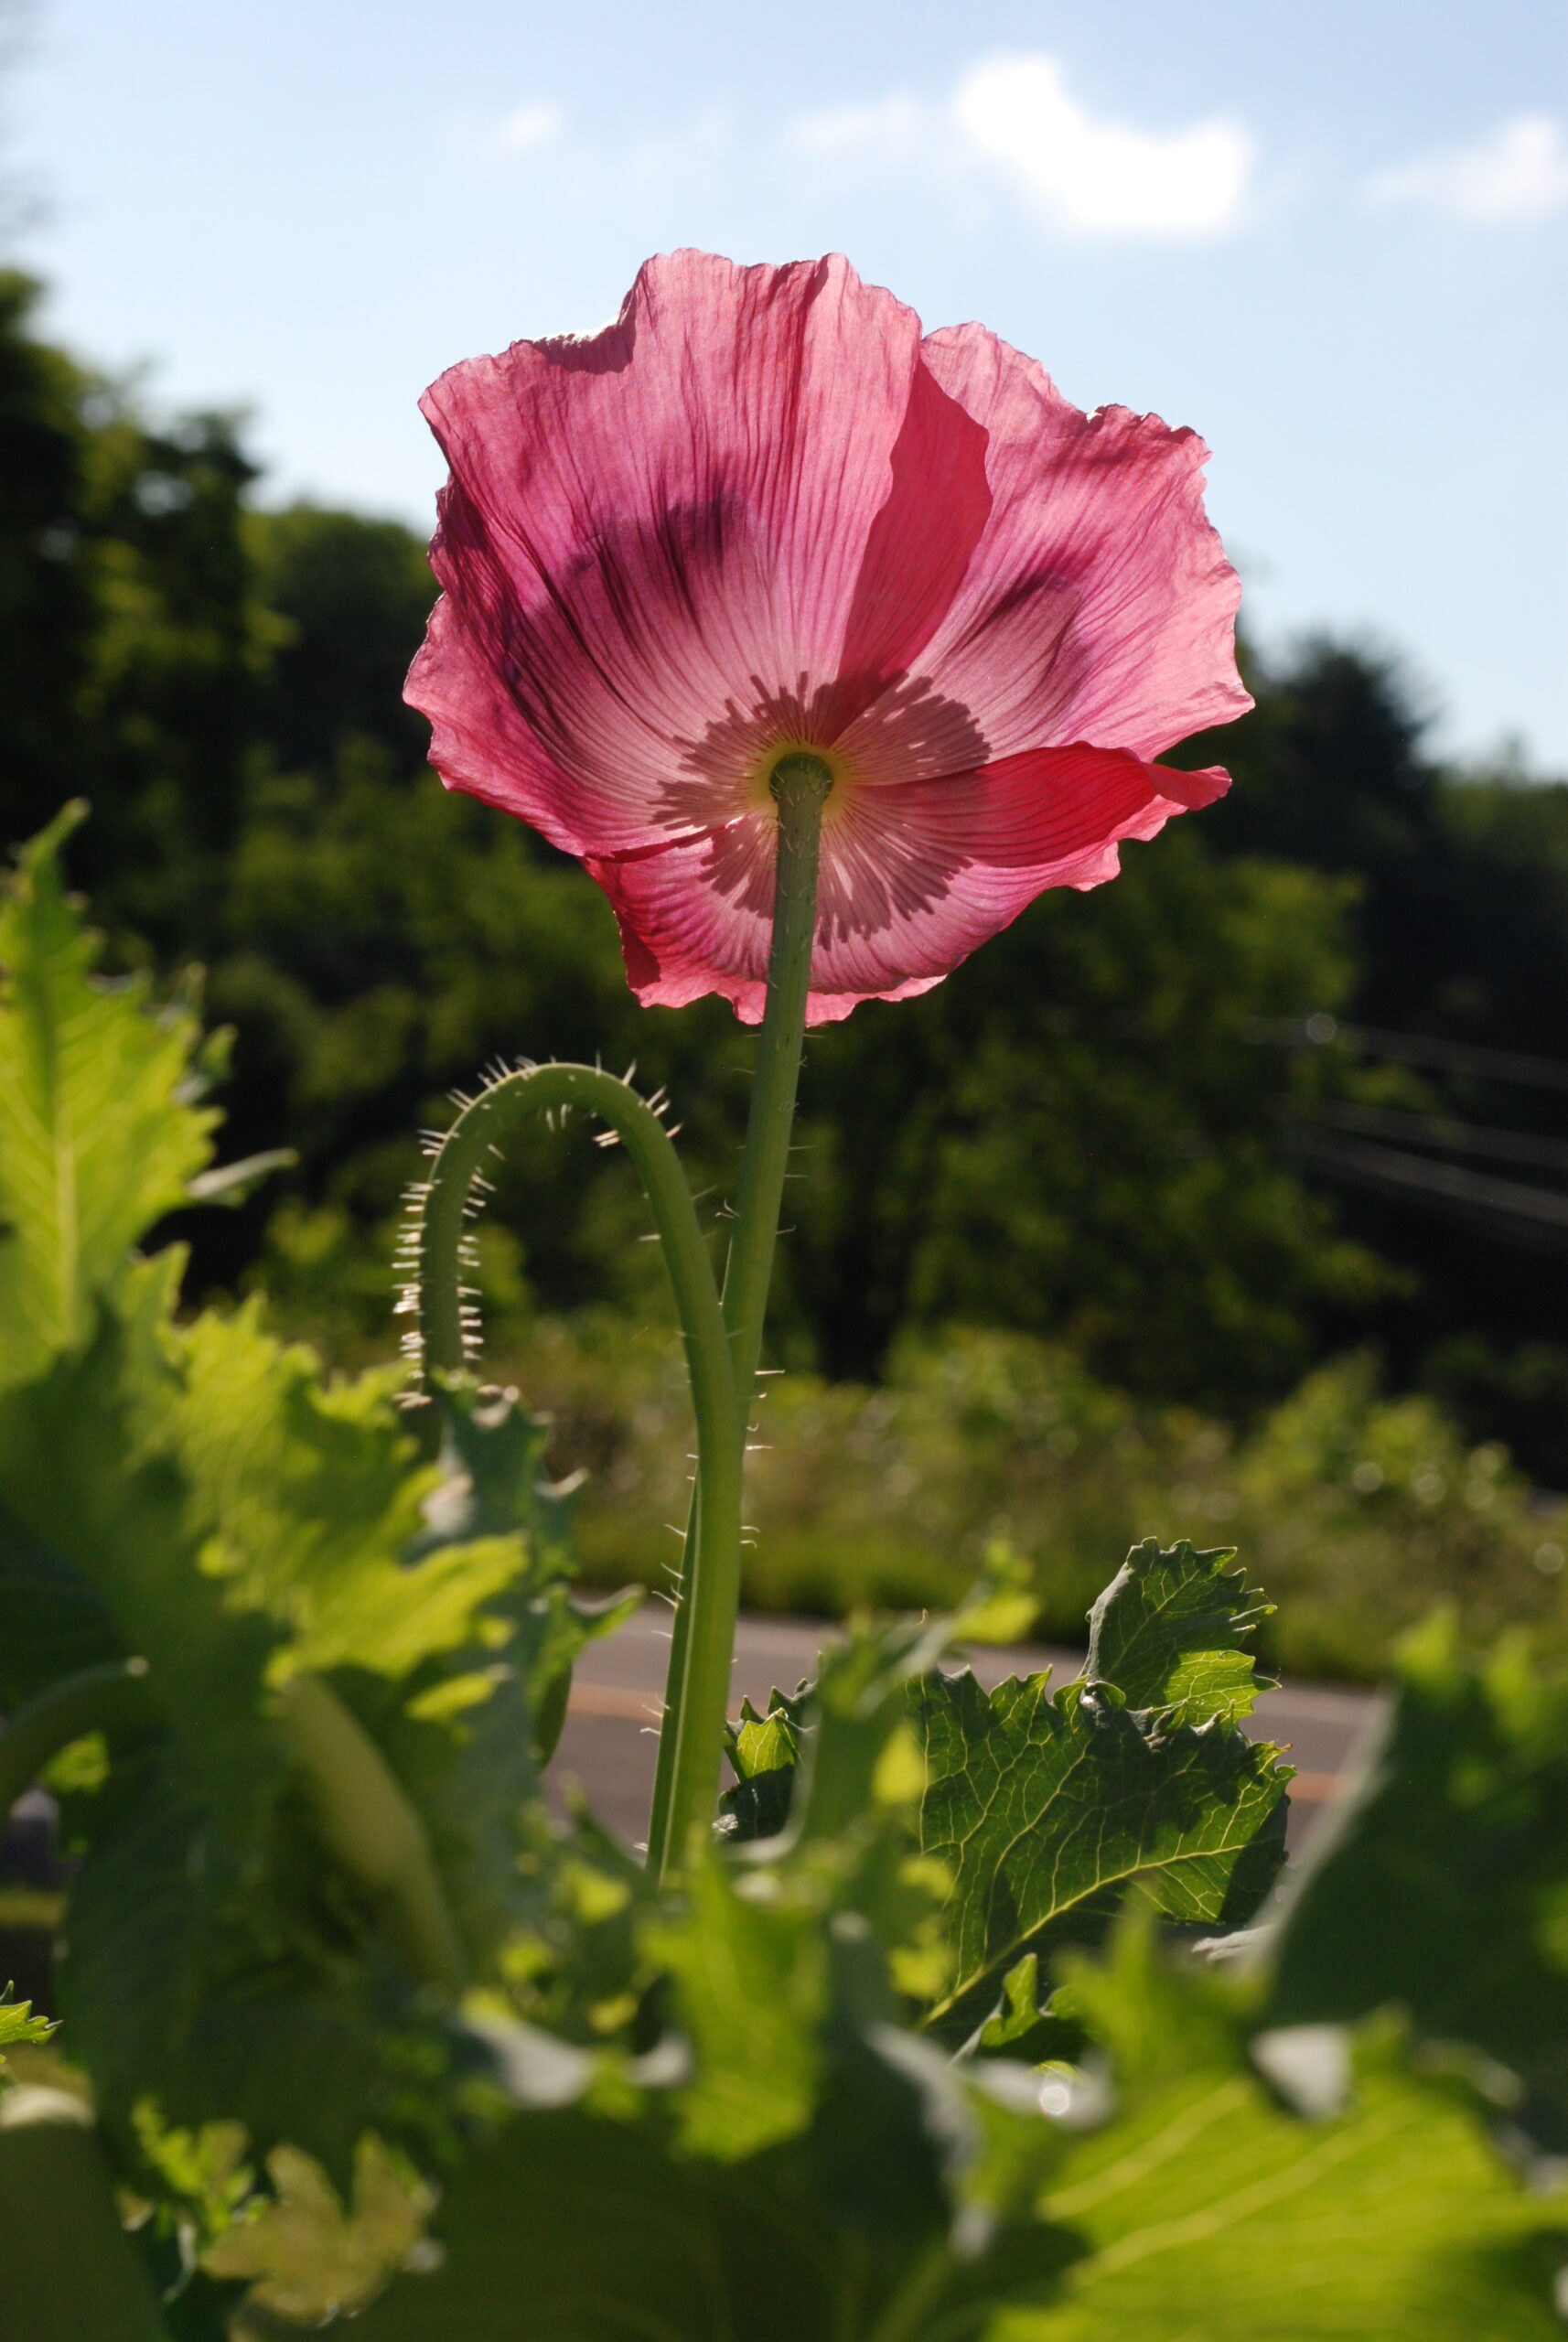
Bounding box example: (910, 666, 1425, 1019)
(407, 251, 1249, 1018)
(915, 321, 1251, 766)
(588, 747, 1230, 1025)
(407, 252, 990, 859)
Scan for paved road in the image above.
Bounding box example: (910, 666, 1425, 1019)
(556, 1603, 1379, 1855)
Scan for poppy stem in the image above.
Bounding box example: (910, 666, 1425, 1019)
(414, 1061, 742, 1885)
(723, 755, 833, 1394)
(647, 753, 831, 1876)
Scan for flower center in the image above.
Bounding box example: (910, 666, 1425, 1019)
(750, 743, 846, 826)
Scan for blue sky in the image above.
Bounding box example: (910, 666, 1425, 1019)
(10, 0, 1567, 766)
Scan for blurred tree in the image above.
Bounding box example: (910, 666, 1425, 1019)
(789, 832, 1383, 1407)
(1181, 639, 1568, 1474)
(249, 502, 436, 774)
(0, 270, 266, 941)
(4, 272, 1566, 1466)
(202, 753, 1379, 1418)
(0, 270, 95, 842)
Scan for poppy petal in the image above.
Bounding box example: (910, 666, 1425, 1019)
(916, 322, 1251, 766)
(589, 745, 1230, 1024)
(408, 253, 989, 858)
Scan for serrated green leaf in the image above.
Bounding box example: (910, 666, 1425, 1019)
(1005, 1925, 1568, 2342)
(915, 1668, 1288, 2039)
(0, 1294, 285, 1851)
(913, 1542, 1290, 2038)
(0, 1985, 54, 2069)
(973, 1954, 1082, 2065)
(795, 1611, 963, 1850)
(413, 1372, 578, 1561)
(169, 1305, 521, 1681)
(718, 1685, 810, 1843)
(199, 2133, 435, 2325)
(155, 1305, 578, 1982)
(1267, 1609, 1568, 2144)
(413, 1377, 635, 1764)
(1085, 1537, 1274, 1728)
(0, 1282, 524, 2170)
(0, 808, 217, 1393)
(60, 1747, 462, 2186)
(728, 1692, 808, 1784)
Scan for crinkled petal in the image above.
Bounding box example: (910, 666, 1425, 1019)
(589, 747, 1230, 1024)
(915, 322, 1251, 766)
(407, 253, 991, 858)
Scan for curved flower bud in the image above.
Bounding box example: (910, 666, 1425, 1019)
(407, 250, 1250, 1024)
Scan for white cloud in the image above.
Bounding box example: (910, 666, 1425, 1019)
(785, 53, 1253, 240)
(1368, 113, 1568, 224)
(953, 54, 1252, 237)
(498, 101, 564, 154)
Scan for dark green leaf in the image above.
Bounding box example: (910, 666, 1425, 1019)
(352, 2049, 1079, 2342)
(0, 1287, 285, 1853)
(1267, 1609, 1568, 2147)
(0, 2099, 172, 2342)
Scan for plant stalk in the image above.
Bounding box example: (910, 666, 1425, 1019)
(274, 1672, 470, 1995)
(646, 754, 832, 1875)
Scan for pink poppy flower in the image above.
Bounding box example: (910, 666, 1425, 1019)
(406, 251, 1250, 1025)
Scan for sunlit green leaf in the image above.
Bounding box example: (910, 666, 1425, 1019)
(200, 2133, 435, 2325)
(645, 1853, 823, 2161)
(1004, 1922, 1568, 2342)
(171, 1304, 521, 1680)
(0, 1985, 54, 2070)
(0, 806, 217, 1393)
(1085, 1536, 1274, 1728)
(915, 1541, 1290, 2040)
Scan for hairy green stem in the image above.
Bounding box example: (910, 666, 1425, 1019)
(414, 1060, 742, 1878)
(0, 1660, 152, 1820)
(646, 755, 832, 1874)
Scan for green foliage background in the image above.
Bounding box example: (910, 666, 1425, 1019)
(3, 266, 1567, 1674)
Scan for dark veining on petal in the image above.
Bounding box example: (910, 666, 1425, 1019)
(485, 492, 758, 788)
(668, 677, 833, 818)
(816, 813, 965, 949)
(666, 671, 990, 830)
(941, 572, 1089, 739)
(832, 673, 989, 787)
